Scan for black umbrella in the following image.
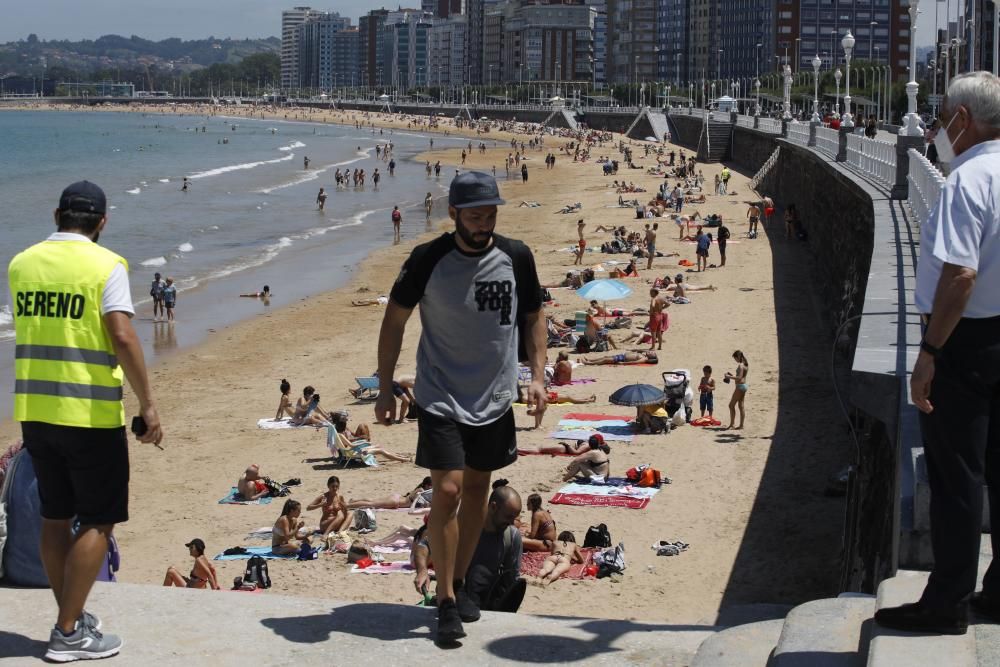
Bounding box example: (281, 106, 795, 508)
(609, 383, 665, 407)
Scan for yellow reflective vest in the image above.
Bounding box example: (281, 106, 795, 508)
(9, 238, 128, 428)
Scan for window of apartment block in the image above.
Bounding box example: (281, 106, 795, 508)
(779, 10, 792, 18)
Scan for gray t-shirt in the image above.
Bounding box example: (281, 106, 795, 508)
(390, 232, 542, 426)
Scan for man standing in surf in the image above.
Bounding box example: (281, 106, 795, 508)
(375, 171, 547, 646)
(391, 205, 402, 242)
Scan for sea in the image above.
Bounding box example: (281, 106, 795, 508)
(0, 109, 470, 420)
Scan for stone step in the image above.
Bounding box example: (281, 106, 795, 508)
(0, 581, 717, 666)
(867, 571, 977, 667)
(770, 595, 876, 667)
(691, 619, 784, 667)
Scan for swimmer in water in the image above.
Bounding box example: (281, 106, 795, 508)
(316, 188, 328, 210)
(240, 285, 271, 298)
(181, 177, 189, 192)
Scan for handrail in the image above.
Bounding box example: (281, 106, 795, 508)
(757, 117, 782, 134)
(845, 134, 897, 188)
(786, 122, 810, 147)
(906, 148, 945, 227)
(815, 126, 840, 158)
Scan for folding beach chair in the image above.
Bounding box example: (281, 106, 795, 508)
(326, 427, 377, 468)
(350, 376, 380, 401)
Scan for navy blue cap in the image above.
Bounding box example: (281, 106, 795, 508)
(449, 171, 505, 209)
(58, 181, 107, 215)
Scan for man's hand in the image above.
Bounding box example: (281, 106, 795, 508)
(413, 568, 430, 594)
(374, 392, 397, 426)
(138, 403, 163, 446)
(911, 352, 935, 414)
(525, 380, 548, 416)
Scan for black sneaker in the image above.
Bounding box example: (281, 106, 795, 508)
(435, 598, 466, 644)
(874, 602, 968, 635)
(971, 592, 1000, 622)
(454, 580, 481, 623)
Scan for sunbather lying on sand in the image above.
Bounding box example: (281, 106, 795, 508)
(523, 494, 558, 552)
(518, 387, 596, 429)
(330, 428, 411, 463)
(581, 350, 658, 365)
(307, 475, 349, 535)
(519, 441, 592, 456)
(347, 476, 433, 510)
(352, 296, 388, 306)
(557, 202, 583, 214)
(533, 531, 585, 586)
(272, 499, 305, 555)
(518, 200, 542, 208)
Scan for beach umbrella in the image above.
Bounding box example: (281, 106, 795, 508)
(576, 279, 632, 302)
(609, 383, 665, 407)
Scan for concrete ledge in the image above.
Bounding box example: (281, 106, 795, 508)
(0, 582, 716, 666)
(690, 619, 783, 667)
(771, 596, 875, 666)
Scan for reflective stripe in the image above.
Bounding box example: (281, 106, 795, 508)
(15, 344, 118, 368)
(14, 379, 123, 402)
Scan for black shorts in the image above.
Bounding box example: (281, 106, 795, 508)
(415, 405, 517, 472)
(21, 421, 130, 525)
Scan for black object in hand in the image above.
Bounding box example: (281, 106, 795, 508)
(723, 377, 731, 384)
(131, 416, 147, 437)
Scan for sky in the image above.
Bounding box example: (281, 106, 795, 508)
(0, 0, 956, 50)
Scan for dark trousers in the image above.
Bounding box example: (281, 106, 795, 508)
(465, 564, 525, 613)
(919, 315, 1000, 615)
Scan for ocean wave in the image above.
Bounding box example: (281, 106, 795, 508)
(202, 237, 294, 282)
(158, 178, 170, 183)
(278, 140, 306, 151)
(256, 149, 372, 195)
(187, 152, 294, 180)
(141, 256, 167, 267)
(301, 208, 379, 239)
(178, 242, 193, 253)
(126, 187, 141, 195)
(0, 304, 13, 341)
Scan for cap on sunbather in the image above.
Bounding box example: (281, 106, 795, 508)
(449, 171, 506, 209)
(185, 538, 206, 553)
(588, 434, 605, 447)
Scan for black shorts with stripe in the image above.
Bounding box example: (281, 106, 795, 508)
(414, 405, 517, 472)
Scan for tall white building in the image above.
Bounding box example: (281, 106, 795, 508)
(282, 6, 317, 88)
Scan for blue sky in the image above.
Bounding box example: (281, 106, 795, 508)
(2, 0, 947, 49)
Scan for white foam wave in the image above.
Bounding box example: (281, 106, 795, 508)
(141, 256, 167, 267)
(256, 150, 372, 195)
(300, 209, 379, 239)
(158, 178, 170, 183)
(202, 237, 294, 282)
(0, 304, 13, 337)
(187, 152, 294, 180)
(178, 242, 193, 253)
(126, 187, 141, 195)
(278, 140, 306, 151)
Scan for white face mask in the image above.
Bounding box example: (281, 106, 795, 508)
(933, 112, 965, 165)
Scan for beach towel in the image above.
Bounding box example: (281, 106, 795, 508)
(256, 418, 325, 430)
(371, 538, 412, 555)
(690, 416, 723, 427)
(557, 482, 660, 499)
(219, 488, 273, 505)
(520, 548, 598, 580)
(213, 546, 297, 561)
(350, 561, 418, 574)
(549, 430, 633, 442)
(550, 493, 650, 510)
(558, 419, 631, 428)
(564, 413, 635, 421)
(551, 378, 597, 386)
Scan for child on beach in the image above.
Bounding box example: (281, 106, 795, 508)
(162, 277, 177, 321)
(698, 366, 715, 418)
(535, 531, 585, 586)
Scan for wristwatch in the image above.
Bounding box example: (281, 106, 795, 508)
(920, 340, 943, 359)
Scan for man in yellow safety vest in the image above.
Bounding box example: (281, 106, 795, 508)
(8, 180, 163, 662)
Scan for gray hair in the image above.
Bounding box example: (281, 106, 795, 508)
(946, 71, 1000, 130)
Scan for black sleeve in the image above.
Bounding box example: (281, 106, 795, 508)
(388, 234, 454, 308)
(506, 239, 543, 315)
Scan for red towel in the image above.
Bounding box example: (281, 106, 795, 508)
(520, 548, 597, 579)
(550, 493, 650, 509)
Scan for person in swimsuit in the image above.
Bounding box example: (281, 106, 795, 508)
(237, 464, 270, 501)
(517, 440, 592, 457)
(272, 499, 304, 555)
(163, 538, 219, 589)
(328, 426, 411, 463)
(746, 203, 761, 236)
(425, 192, 434, 218)
(307, 476, 349, 536)
(331, 410, 371, 442)
(523, 493, 558, 552)
(517, 387, 595, 429)
(562, 434, 611, 481)
(724, 350, 750, 430)
(346, 476, 433, 510)
(551, 351, 573, 385)
(647, 288, 670, 350)
(291, 386, 331, 426)
(240, 285, 271, 298)
(274, 378, 295, 421)
(535, 531, 584, 586)
(581, 350, 658, 365)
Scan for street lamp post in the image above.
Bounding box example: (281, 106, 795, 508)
(834, 68, 842, 119)
(782, 64, 792, 121)
(754, 78, 760, 116)
(870, 22, 877, 62)
(902, 0, 922, 136)
(795, 37, 801, 72)
(841, 31, 855, 128)
(811, 54, 822, 123)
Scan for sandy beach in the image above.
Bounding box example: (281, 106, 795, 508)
(0, 105, 849, 624)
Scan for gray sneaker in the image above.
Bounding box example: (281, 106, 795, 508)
(79, 610, 102, 632)
(44, 623, 122, 663)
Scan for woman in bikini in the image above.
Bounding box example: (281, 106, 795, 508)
(535, 531, 585, 586)
(272, 499, 305, 555)
(518, 440, 592, 456)
(581, 350, 658, 365)
(291, 386, 331, 426)
(329, 427, 411, 463)
(163, 538, 220, 589)
(346, 477, 432, 510)
(724, 350, 750, 430)
(523, 494, 558, 552)
(562, 434, 612, 481)
(307, 476, 349, 536)
(274, 379, 294, 421)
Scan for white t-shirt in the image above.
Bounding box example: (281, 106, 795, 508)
(914, 140, 1000, 318)
(8, 232, 134, 317)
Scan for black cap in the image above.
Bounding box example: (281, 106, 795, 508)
(58, 181, 107, 215)
(185, 538, 206, 553)
(448, 171, 505, 209)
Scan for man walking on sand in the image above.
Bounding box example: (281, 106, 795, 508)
(648, 288, 669, 350)
(9, 181, 163, 662)
(375, 171, 548, 646)
(391, 205, 402, 242)
(645, 222, 658, 270)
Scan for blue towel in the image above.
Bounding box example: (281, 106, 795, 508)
(218, 487, 273, 505)
(213, 546, 297, 561)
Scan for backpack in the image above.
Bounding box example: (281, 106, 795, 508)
(626, 464, 663, 488)
(594, 542, 627, 577)
(263, 477, 290, 498)
(352, 508, 377, 534)
(583, 523, 612, 549)
(244, 555, 271, 589)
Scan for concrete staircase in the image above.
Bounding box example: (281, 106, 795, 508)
(705, 119, 732, 162)
(559, 107, 580, 131)
(646, 111, 670, 142)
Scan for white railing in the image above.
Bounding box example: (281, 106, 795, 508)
(749, 146, 780, 191)
(906, 148, 946, 227)
(846, 134, 898, 188)
(735, 114, 756, 128)
(815, 126, 840, 158)
(757, 117, 782, 134)
(786, 122, 810, 147)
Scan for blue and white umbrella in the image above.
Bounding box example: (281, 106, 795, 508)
(576, 279, 633, 302)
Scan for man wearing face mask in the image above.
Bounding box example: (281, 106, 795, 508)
(875, 72, 1000, 635)
(375, 171, 547, 645)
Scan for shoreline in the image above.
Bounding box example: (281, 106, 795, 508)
(0, 105, 850, 623)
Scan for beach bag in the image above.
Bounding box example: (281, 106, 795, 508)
(244, 555, 271, 589)
(575, 337, 592, 354)
(347, 540, 371, 564)
(583, 523, 612, 549)
(263, 477, 291, 498)
(595, 542, 627, 577)
(352, 508, 377, 534)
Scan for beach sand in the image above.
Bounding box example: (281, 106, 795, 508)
(0, 107, 849, 623)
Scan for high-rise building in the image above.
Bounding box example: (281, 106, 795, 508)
(718, 1, 774, 82)
(297, 12, 352, 90)
(282, 6, 318, 87)
(502, 1, 597, 88)
(428, 15, 469, 90)
(656, 0, 689, 85)
(427, 0, 463, 18)
(966, 0, 998, 73)
(360, 9, 390, 86)
(606, 0, 658, 86)
(378, 10, 435, 90)
(483, 3, 506, 85)
(586, 0, 608, 85)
